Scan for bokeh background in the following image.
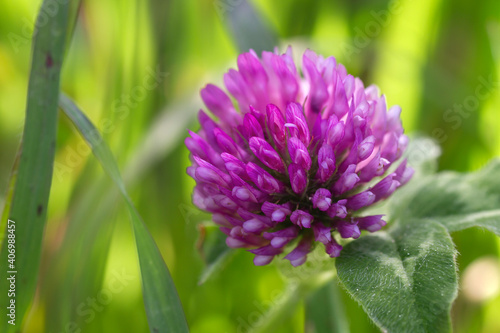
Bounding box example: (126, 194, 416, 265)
(1, 0, 500, 332)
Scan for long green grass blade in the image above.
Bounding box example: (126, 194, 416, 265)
(0, 0, 71, 330)
(43, 91, 201, 331)
(59, 93, 189, 333)
(389, 159, 500, 235)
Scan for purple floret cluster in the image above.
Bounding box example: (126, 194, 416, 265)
(186, 47, 413, 266)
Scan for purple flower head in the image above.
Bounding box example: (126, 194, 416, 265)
(186, 47, 412, 266)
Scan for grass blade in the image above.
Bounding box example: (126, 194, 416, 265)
(59, 93, 189, 333)
(0, 0, 71, 330)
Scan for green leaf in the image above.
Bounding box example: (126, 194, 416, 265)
(336, 221, 458, 333)
(435, 210, 500, 235)
(59, 94, 189, 333)
(0, 0, 71, 330)
(391, 159, 500, 235)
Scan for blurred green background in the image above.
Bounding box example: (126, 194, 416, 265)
(1, 0, 500, 332)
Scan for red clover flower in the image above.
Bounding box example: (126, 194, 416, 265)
(186, 47, 413, 267)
